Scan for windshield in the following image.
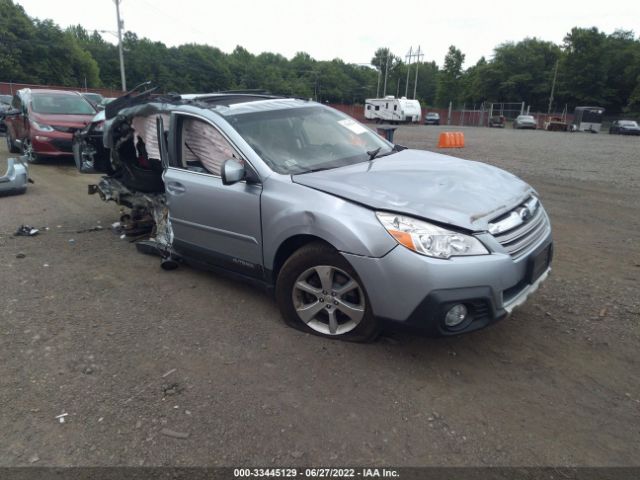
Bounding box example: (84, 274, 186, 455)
(519, 115, 534, 120)
(226, 106, 393, 174)
(31, 93, 96, 115)
(620, 120, 638, 127)
(83, 93, 104, 104)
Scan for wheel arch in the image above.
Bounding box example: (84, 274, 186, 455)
(270, 234, 336, 284)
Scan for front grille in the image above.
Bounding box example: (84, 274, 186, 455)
(50, 138, 73, 152)
(490, 200, 550, 259)
(52, 125, 78, 133)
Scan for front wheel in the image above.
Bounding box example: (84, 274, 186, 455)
(276, 243, 379, 342)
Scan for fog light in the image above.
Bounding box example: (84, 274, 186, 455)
(445, 304, 468, 327)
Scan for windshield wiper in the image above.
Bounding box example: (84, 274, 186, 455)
(366, 147, 382, 161)
(296, 166, 336, 174)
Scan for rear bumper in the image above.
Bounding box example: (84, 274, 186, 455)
(343, 231, 553, 336)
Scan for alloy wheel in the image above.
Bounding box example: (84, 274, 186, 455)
(292, 265, 365, 336)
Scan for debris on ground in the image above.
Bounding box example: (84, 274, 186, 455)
(16, 252, 26, 259)
(55, 413, 68, 424)
(160, 428, 190, 439)
(162, 382, 184, 397)
(76, 226, 104, 234)
(15, 225, 39, 236)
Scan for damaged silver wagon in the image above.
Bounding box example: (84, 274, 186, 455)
(78, 92, 552, 342)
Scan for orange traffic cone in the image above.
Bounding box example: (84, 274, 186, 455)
(437, 131, 465, 148)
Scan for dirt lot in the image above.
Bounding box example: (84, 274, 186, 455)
(1, 126, 639, 467)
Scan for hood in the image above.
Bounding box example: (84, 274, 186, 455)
(31, 112, 95, 128)
(292, 149, 533, 231)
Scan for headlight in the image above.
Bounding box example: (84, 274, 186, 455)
(30, 120, 54, 132)
(376, 212, 489, 259)
(93, 121, 105, 132)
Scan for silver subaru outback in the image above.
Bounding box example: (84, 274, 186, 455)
(80, 93, 552, 342)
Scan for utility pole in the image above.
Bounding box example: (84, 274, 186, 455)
(383, 50, 390, 97)
(413, 45, 423, 100)
(114, 0, 127, 91)
(547, 59, 559, 115)
(404, 47, 412, 97)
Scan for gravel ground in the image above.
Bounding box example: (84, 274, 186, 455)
(0, 126, 639, 467)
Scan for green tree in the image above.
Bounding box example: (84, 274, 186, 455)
(436, 46, 465, 106)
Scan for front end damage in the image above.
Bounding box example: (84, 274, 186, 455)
(89, 176, 175, 261)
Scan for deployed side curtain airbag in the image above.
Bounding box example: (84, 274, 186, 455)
(182, 118, 236, 176)
(131, 114, 169, 160)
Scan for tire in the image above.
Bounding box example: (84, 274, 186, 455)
(275, 242, 380, 342)
(6, 133, 20, 153)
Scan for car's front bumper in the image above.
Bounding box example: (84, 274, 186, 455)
(343, 231, 553, 336)
(0, 157, 28, 196)
(32, 132, 74, 156)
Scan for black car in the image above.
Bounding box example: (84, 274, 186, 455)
(609, 120, 640, 136)
(0, 94, 12, 133)
(489, 115, 505, 128)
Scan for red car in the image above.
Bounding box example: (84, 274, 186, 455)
(4, 89, 96, 163)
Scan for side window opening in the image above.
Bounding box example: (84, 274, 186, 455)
(394, 105, 397, 111)
(375, 105, 380, 111)
(179, 117, 241, 176)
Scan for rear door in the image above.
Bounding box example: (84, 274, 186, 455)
(162, 113, 264, 278)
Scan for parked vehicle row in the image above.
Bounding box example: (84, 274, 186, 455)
(609, 120, 640, 135)
(3, 89, 97, 163)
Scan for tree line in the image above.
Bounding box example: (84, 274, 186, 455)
(1, 0, 639, 113)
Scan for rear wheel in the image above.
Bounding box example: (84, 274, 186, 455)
(276, 243, 379, 342)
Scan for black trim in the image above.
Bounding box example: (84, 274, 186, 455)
(380, 286, 505, 337)
(173, 238, 266, 282)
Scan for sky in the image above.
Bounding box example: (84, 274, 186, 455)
(16, 0, 640, 68)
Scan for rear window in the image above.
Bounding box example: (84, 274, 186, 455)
(31, 93, 95, 115)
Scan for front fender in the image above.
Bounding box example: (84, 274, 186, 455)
(261, 178, 396, 270)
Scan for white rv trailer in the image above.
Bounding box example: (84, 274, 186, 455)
(364, 96, 422, 123)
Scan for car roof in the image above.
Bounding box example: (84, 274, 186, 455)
(194, 96, 314, 116)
